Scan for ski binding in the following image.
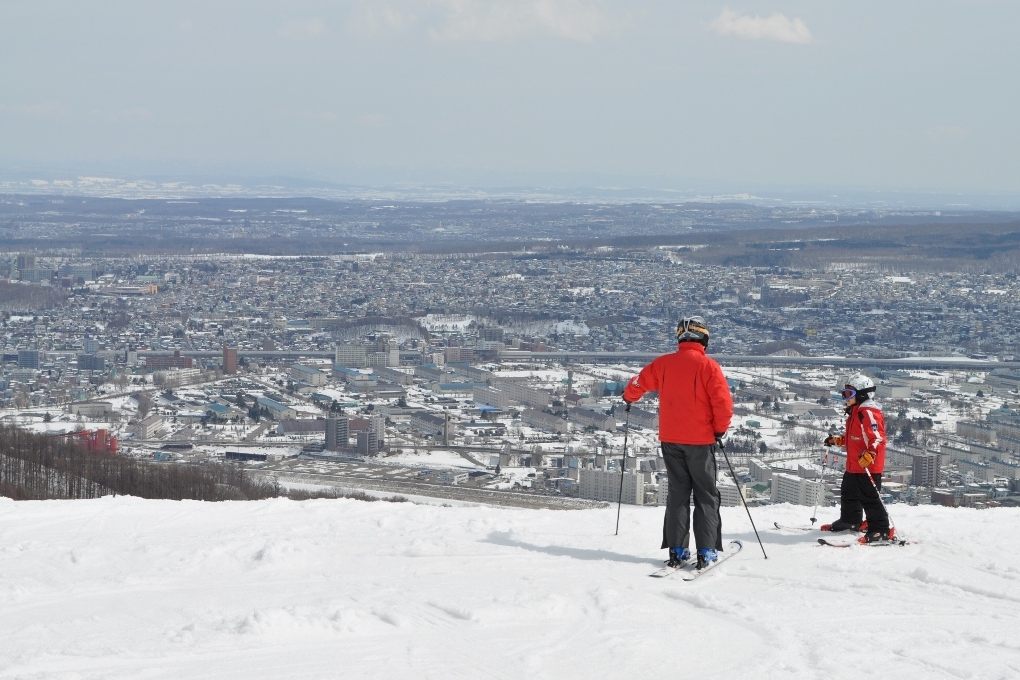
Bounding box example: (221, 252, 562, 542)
(649, 540, 743, 580)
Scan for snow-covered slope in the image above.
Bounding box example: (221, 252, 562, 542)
(2, 497, 1018, 679)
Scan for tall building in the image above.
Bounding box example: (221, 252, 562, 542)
(17, 349, 41, 369)
(84, 335, 100, 354)
(912, 453, 941, 487)
(78, 354, 106, 372)
(222, 343, 237, 374)
(325, 417, 349, 450)
(335, 343, 368, 368)
(357, 429, 379, 455)
(479, 327, 504, 342)
(16, 254, 36, 271)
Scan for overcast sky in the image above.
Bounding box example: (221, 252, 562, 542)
(2, 1, 1019, 197)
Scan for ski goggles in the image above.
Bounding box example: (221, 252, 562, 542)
(839, 388, 857, 399)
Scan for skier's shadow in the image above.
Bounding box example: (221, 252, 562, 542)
(483, 531, 659, 566)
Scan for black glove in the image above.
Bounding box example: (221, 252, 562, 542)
(714, 432, 725, 448)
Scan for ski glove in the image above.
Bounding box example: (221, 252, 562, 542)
(858, 450, 877, 468)
(823, 435, 844, 447)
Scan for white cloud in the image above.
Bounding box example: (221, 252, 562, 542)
(348, 0, 609, 43)
(710, 8, 813, 44)
(348, 4, 417, 35)
(279, 18, 328, 39)
(430, 0, 609, 43)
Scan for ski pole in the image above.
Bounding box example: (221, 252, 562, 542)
(614, 402, 631, 536)
(862, 466, 895, 534)
(718, 438, 767, 559)
(810, 449, 828, 525)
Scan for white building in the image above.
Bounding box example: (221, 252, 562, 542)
(290, 364, 328, 387)
(335, 344, 368, 368)
(472, 385, 510, 410)
(748, 458, 773, 483)
(578, 468, 644, 505)
(133, 414, 163, 439)
(437, 470, 469, 485)
(502, 381, 552, 409)
(522, 409, 569, 434)
(770, 473, 825, 506)
(718, 480, 745, 507)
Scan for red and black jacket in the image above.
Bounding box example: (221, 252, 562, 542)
(843, 401, 886, 474)
(623, 343, 733, 445)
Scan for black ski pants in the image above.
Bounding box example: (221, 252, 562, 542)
(839, 472, 889, 533)
(660, 442, 723, 552)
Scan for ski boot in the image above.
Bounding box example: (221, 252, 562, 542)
(696, 548, 718, 570)
(666, 547, 690, 568)
(821, 519, 863, 533)
(858, 529, 891, 544)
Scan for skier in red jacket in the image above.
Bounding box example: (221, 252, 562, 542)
(821, 373, 892, 543)
(623, 315, 733, 570)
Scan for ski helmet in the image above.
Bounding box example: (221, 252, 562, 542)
(841, 373, 876, 401)
(676, 315, 709, 347)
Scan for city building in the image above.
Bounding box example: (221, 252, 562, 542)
(325, 417, 350, 450)
(146, 350, 193, 371)
(472, 385, 510, 410)
(579, 468, 644, 505)
(290, 364, 328, 387)
(501, 381, 552, 409)
(770, 473, 825, 506)
(222, 343, 237, 374)
(133, 414, 164, 439)
(718, 480, 745, 507)
(357, 429, 379, 455)
(522, 409, 569, 434)
(335, 343, 368, 368)
(911, 453, 941, 488)
(256, 396, 298, 420)
(17, 349, 41, 369)
(77, 354, 106, 372)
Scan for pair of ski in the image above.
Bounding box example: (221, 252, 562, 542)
(774, 522, 910, 547)
(649, 540, 743, 580)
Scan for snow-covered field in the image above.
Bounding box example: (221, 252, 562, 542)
(2, 497, 1018, 679)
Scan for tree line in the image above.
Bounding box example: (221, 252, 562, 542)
(0, 425, 279, 501)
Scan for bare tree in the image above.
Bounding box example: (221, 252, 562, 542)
(136, 392, 153, 419)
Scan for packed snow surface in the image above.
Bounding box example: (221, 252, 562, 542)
(2, 497, 1019, 679)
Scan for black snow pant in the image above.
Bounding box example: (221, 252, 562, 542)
(660, 442, 723, 552)
(839, 472, 889, 534)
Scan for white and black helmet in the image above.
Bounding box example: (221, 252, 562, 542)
(676, 315, 709, 347)
(842, 373, 876, 400)
(845, 373, 875, 392)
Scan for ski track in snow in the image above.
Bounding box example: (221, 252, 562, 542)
(1, 497, 1019, 679)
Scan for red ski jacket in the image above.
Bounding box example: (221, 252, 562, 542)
(843, 401, 886, 474)
(623, 343, 733, 445)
